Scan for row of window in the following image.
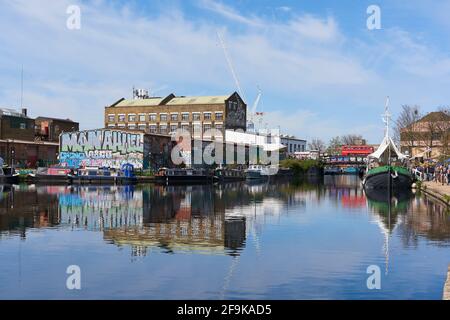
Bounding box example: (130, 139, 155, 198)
(107, 112, 223, 123)
(108, 123, 224, 134)
(289, 144, 306, 153)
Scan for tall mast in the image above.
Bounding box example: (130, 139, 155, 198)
(382, 96, 391, 139)
(20, 65, 24, 108)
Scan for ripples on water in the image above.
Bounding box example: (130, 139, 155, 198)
(0, 175, 449, 299)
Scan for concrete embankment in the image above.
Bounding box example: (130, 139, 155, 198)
(444, 265, 450, 300)
(418, 181, 450, 206)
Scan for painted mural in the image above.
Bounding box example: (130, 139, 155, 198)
(59, 129, 145, 169)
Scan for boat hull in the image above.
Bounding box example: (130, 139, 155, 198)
(245, 171, 268, 180)
(363, 167, 412, 190)
(155, 175, 214, 184)
(71, 176, 137, 185)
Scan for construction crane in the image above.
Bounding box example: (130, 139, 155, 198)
(247, 87, 262, 133)
(217, 31, 263, 132)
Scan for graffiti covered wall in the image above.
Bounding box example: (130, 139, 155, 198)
(59, 129, 146, 169)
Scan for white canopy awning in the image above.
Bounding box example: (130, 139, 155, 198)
(368, 136, 408, 160)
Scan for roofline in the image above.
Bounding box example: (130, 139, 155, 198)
(35, 116, 78, 123)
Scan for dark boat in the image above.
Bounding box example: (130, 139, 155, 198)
(29, 167, 73, 184)
(363, 97, 413, 190)
(155, 167, 215, 184)
(363, 165, 413, 190)
(214, 168, 246, 182)
(0, 167, 19, 184)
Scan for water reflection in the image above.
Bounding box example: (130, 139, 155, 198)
(1, 178, 450, 299)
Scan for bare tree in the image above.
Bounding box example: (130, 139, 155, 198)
(394, 105, 422, 155)
(327, 136, 342, 155)
(341, 134, 363, 145)
(308, 138, 326, 153)
(434, 106, 450, 158)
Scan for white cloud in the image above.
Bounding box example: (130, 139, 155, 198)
(0, 0, 449, 143)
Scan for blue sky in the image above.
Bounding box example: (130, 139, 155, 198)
(1, 0, 450, 143)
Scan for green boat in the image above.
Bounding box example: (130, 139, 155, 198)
(363, 165, 413, 190)
(363, 97, 413, 190)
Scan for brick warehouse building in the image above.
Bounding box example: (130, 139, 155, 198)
(104, 91, 247, 139)
(0, 108, 78, 167)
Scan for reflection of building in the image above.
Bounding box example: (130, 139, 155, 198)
(0, 185, 60, 238)
(104, 91, 247, 139)
(56, 185, 247, 256)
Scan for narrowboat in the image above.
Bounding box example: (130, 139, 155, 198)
(155, 167, 215, 184)
(71, 164, 137, 185)
(214, 168, 246, 182)
(29, 167, 74, 183)
(362, 98, 413, 190)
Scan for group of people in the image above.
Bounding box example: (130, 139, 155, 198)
(412, 163, 450, 185)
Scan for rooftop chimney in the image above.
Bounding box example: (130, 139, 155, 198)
(21, 108, 27, 117)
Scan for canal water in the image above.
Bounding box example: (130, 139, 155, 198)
(0, 176, 449, 299)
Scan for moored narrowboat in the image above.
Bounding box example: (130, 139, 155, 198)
(155, 167, 215, 184)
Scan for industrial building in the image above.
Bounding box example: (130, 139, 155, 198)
(0, 108, 78, 167)
(104, 90, 247, 139)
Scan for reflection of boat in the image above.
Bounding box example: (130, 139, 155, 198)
(155, 167, 215, 184)
(324, 166, 340, 175)
(365, 187, 413, 275)
(363, 98, 413, 190)
(365, 188, 413, 217)
(343, 167, 359, 175)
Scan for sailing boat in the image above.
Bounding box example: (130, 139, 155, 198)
(363, 97, 413, 190)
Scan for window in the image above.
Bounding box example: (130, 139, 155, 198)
(108, 124, 115, 128)
(139, 114, 146, 122)
(215, 123, 223, 131)
(118, 114, 125, 122)
(192, 113, 200, 121)
(204, 112, 212, 120)
(149, 113, 157, 121)
(159, 125, 168, 134)
(128, 114, 136, 122)
(160, 114, 168, 121)
(149, 125, 157, 133)
(171, 113, 178, 121)
(138, 124, 146, 130)
(181, 124, 190, 132)
(215, 112, 223, 120)
(128, 124, 136, 130)
(20, 122, 26, 129)
(108, 114, 115, 122)
(181, 113, 189, 121)
(170, 124, 178, 133)
(203, 123, 212, 133)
